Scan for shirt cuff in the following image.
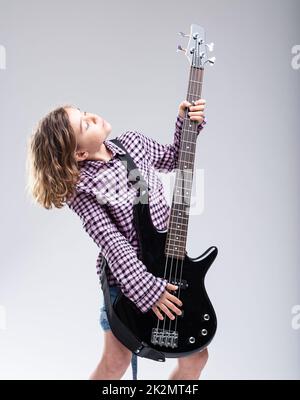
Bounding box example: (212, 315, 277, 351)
(135, 277, 168, 313)
(177, 115, 207, 134)
(197, 117, 207, 133)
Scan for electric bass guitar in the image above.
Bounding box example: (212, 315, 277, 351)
(100, 23, 218, 362)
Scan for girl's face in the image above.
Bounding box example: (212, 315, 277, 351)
(65, 106, 112, 161)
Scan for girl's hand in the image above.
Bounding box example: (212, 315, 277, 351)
(151, 282, 183, 321)
(178, 98, 206, 124)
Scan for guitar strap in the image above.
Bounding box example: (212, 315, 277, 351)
(99, 138, 166, 370)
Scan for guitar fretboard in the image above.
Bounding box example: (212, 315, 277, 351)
(165, 66, 204, 259)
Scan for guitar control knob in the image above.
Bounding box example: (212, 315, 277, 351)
(203, 314, 210, 321)
(189, 337, 195, 344)
(201, 329, 208, 336)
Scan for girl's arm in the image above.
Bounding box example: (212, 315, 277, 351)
(69, 190, 168, 313)
(128, 115, 206, 173)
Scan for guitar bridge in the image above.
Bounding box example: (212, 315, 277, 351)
(151, 328, 178, 348)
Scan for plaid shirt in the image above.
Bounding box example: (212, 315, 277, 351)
(66, 115, 206, 313)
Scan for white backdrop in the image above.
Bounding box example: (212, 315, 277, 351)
(0, 0, 299, 379)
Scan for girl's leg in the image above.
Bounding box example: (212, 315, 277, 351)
(89, 329, 133, 380)
(90, 286, 133, 380)
(168, 348, 209, 380)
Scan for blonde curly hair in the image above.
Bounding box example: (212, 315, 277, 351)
(26, 104, 81, 209)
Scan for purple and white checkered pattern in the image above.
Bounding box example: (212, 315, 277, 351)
(66, 115, 206, 313)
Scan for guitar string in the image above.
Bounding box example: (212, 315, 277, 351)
(156, 45, 203, 345)
(174, 66, 202, 336)
(156, 51, 198, 340)
(171, 62, 201, 340)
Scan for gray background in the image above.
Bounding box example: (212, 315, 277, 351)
(0, 0, 299, 379)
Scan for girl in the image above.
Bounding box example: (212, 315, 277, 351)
(26, 99, 208, 380)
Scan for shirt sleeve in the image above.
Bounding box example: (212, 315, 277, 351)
(69, 190, 168, 313)
(135, 115, 206, 173)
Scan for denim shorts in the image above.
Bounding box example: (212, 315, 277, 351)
(99, 285, 138, 380)
(99, 285, 120, 331)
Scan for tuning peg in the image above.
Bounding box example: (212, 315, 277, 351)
(205, 42, 214, 52)
(204, 56, 216, 66)
(176, 44, 187, 53)
(178, 31, 190, 38)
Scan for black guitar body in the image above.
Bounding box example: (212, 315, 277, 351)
(113, 200, 218, 358)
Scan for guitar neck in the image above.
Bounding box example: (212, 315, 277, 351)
(165, 66, 204, 260)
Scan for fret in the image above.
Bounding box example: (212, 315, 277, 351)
(165, 251, 185, 260)
(173, 203, 191, 208)
(173, 197, 191, 205)
(178, 163, 194, 170)
(173, 180, 194, 188)
(168, 233, 187, 240)
(182, 135, 196, 141)
(181, 146, 196, 154)
(166, 241, 187, 249)
(165, 245, 186, 253)
(173, 182, 193, 189)
(166, 229, 188, 238)
(168, 220, 189, 228)
(189, 79, 203, 84)
(174, 173, 194, 180)
(173, 178, 193, 185)
(172, 194, 192, 201)
(178, 156, 195, 161)
(176, 180, 193, 187)
(182, 131, 198, 137)
(165, 249, 186, 256)
(181, 131, 197, 138)
(178, 160, 195, 167)
(167, 239, 187, 247)
(177, 163, 194, 170)
(169, 211, 190, 218)
(174, 175, 194, 182)
(183, 126, 198, 131)
(165, 241, 187, 250)
(165, 247, 186, 254)
(171, 205, 191, 214)
(170, 207, 189, 219)
(168, 221, 188, 228)
(171, 203, 190, 209)
(187, 89, 203, 96)
(183, 119, 198, 126)
(169, 215, 189, 221)
(166, 227, 189, 234)
(179, 149, 196, 157)
(173, 189, 192, 195)
(181, 137, 197, 144)
(168, 224, 189, 231)
(178, 158, 194, 165)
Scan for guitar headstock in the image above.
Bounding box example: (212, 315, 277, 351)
(177, 23, 215, 69)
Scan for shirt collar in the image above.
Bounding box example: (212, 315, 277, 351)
(78, 137, 126, 173)
(105, 138, 126, 157)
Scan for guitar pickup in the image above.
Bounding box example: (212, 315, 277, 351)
(170, 279, 188, 290)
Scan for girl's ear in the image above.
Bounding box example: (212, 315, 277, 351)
(75, 150, 88, 162)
